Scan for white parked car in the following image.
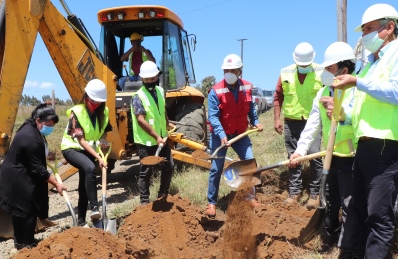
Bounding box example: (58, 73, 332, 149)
(252, 86, 267, 115)
(262, 90, 274, 109)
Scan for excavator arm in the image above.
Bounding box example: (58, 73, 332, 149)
(0, 0, 126, 160)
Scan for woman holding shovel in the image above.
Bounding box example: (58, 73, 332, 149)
(61, 79, 112, 226)
(0, 103, 65, 250)
(290, 42, 360, 257)
(131, 61, 174, 206)
(206, 54, 263, 218)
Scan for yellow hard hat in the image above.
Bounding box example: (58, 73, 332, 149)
(129, 32, 143, 41)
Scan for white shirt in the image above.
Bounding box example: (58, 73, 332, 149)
(295, 86, 355, 156)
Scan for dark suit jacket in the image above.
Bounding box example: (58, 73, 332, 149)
(0, 123, 50, 218)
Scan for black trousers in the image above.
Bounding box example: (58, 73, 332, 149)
(353, 138, 398, 258)
(284, 120, 323, 195)
(136, 143, 174, 204)
(62, 149, 98, 221)
(12, 214, 36, 249)
(322, 156, 358, 252)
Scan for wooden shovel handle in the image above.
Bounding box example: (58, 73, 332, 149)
(211, 128, 259, 157)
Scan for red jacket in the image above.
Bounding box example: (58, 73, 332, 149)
(211, 79, 252, 135)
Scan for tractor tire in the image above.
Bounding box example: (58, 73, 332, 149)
(175, 103, 206, 152)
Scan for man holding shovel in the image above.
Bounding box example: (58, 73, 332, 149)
(331, 4, 398, 258)
(206, 54, 263, 217)
(131, 61, 174, 206)
(290, 42, 360, 257)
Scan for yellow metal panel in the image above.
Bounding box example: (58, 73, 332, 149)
(171, 150, 211, 170)
(0, 0, 43, 156)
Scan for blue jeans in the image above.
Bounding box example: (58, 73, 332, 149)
(118, 75, 140, 90)
(207, 132, 254, 204)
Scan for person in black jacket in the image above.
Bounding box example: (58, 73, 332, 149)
(0, 103, 66, 250)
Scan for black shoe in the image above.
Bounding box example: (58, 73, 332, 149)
(157, 193, 168, 200)
(317, 239, 337, 254)
(338, 251, 359, 259)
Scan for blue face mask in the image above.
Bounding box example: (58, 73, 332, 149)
(40, 125, 54, 136)
(297, 65, 312, 74)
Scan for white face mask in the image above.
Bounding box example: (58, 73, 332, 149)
(297, 65, 312, 74)
(320, 69, 341, 86)
(361, 25, 386, 53)
(224, 72, 238, 85)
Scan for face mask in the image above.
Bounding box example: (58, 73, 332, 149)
(320, 69, 342, 86)
(85, 97, 101, 114)
(361, 25, 386, 53)
(144, 81, 157, 91)
(40, 125, 54, 136)
(297, 66, 312, 74)
(224, 72, 238, 85)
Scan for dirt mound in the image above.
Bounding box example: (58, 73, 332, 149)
(14, 228, 127, 259)
(12, 170, 326, 259)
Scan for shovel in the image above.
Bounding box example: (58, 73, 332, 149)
(222, 142, 354, 189)
(298, 88, 346, 244)
(140, 136, 169, 165)
(192, 128, 260, 160)
(93, 143, 117, 235)
(47, 159, 78, 227)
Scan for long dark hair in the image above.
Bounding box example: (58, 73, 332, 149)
(81, 93, 106, 130)
(18, 103, 59, 132)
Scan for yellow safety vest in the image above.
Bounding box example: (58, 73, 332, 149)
(281, 63, 323, 120)
(131, 86, 167, 146)
(320, 86, 356, 154)
(61, 104, 109, 151)
(352, 41, 398, 142)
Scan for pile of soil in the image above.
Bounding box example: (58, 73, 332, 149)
(12, 170, 329, 259)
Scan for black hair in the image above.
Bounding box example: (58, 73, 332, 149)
(337, 60, 356, 74)
(81, 93, 106, 130)
(18, 103, 59, 131)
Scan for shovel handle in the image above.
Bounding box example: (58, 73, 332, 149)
(211, 128, 259, 157)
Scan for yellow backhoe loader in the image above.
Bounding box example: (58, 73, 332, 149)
(0, 0, 217, 237)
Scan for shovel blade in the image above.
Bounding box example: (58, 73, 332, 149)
(222, 159, 257, 188)
(92, 219, 104, 229)
(105, 218, 117, 235)
(298, 207, 327, 244)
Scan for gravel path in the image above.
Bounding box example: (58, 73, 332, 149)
(0, 158, 141, 259)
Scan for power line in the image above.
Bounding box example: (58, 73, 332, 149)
(179, 0, 234, 15)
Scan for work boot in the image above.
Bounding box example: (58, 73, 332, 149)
(90, 206, 101, 220)
(284, 193, 301, 204)
(206, 204, 216, 218)
(306, 194, 319, 210)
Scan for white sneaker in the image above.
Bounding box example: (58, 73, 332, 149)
(90, 206, 101, 220)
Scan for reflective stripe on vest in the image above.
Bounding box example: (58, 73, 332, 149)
(352, 41, 398, 142)
(129, 51, 148, 75)
(131, 86, 167, 146)
(281, 63, 323, 120)
(320, 86, 356, 154)
(210, 79, 252, 135)
(61, 104, 109, 151)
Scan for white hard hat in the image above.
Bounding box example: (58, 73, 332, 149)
(221, 54, 243, 69)
(320, 42, 356, 68)
(139, 61, 159, 78)
(354, 4, 398, 32)
(293, 42, 315, 66)
(85, 79, 107, 102)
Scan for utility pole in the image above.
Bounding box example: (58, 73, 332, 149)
(237, 38, 247, 78)
(337, 0, 347, 42)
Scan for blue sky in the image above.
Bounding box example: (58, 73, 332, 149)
(24, 0, 397, 100)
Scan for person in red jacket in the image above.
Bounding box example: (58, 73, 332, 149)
(206, 54, 263, 217)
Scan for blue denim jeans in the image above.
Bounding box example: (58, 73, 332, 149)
(207, 132, 254, 204)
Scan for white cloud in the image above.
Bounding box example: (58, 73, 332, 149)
(24, 80, 55, 89)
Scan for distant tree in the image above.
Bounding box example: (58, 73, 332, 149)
(199, 76, 216, 98)
(65, 99, 74, 106)
(42, 95, 51, 102)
